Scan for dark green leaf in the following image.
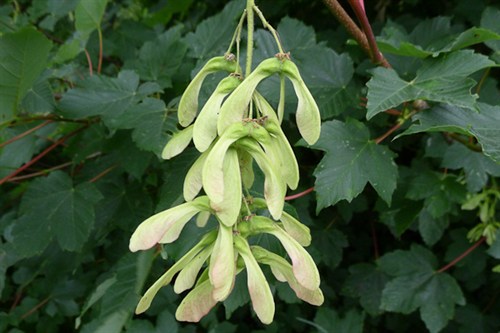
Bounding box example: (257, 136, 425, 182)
(131, 27, 188, 88)
(418, 208, 449, 246)
(366, 51, 494, 119)
(481, 7, 500, 51)
(0, 28, 52, 121)
(75, 0, 108, 34)
(314, 308, 365, 333)
(406, 171, 466, 218)
(294, 46, 356, 118)
(310, 228, 347, 268)
(487, 230, 500, 259)
(12, 171, 102, 255)
(378, 17, 500, 58)
(310, 119, 398, 210)
(379, 245, 465, 333)
(400, 103, 500, 163)
(342, 263, 389, 316)
(441, 143, 500, 192)
(184, 1, 244, 59)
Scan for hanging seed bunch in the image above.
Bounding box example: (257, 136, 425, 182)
(129, 4, 322, 325)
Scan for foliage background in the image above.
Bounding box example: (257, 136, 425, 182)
(1, 0, 500, 332)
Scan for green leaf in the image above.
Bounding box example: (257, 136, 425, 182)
(310, 228, 347, 268)
(366, 50, 495, 119)
(294, 46, 356, 118)
(418, 208, 449, 246)
(314, 308, 364, 333)
(441, 143, 500, 192)
(75, 0, 108, 34)
(184, 1, 244, 59)
(0, 28, 52, 121)
(310, 119, 398, 211)
(378, 17, 500, 58)
(131, 27, 188, 88)
(487, 230, 500, 259)
(342, 263, 389, 316)
(11, 171, 102, 256)
(406, 171, 466, 218)
(379, 245, 465, 333)
(110, 98, 174, 156)
(400, 103, 500, 163)
(481, 7, 500, 52)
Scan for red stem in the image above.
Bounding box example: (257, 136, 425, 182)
(84, 49, 93, 76)
(88, 165, 116, 183)
(0, 120, 53, 149)
(0, 126, 88, 185)
(437, 237, 485, 273)
(20, 296, 51, 320)
(285, 187, 315, 201)
(348, 0, 391, 68)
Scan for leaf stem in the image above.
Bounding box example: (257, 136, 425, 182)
(226, 11, 247, 55)
(97, 28, 104, 74)
(88, 165, 117, 183)
(0, 120, 53, 149)
(84, 49, 94, 76)
(437, 237, 485, 273)
(446, 133, 482, 152)
(285, 187, 314, 201)
(20, 296, 51, 320)
(245, 0, 255, 77)
(253, 5, 284, 53)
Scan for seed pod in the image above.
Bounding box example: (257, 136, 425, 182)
(161, 125, 194, 160)
(178, 56, 238, 127)
(236, 138, 286, 220)
(282, 60, 321, 145)
(202, 122, 252, 204)
(183, 150, 209, 201)
(234, 234, 275, 325)
(249, 215, 320, 291)
(211, 148, 242, 227)
(174, 244, 214, 294)
(254, 93, 299, 190)
(135, 230, 217, 314)
(193, 75, 241, 152)
(129, 196, 210, 252)
(209, 224, 236, 301)
(237, 148, 254, 189)
(280, 211, 311, 247)
(251, 246, 323, 306)
(175, 278, 217, 322)
(217, 57, 283, 134)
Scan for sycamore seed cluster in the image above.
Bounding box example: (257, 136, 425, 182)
(129, 21, 323, 324)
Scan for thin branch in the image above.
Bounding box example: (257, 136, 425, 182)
(0, 126, 89, 185)
(370, 220, 380, 260)
(322, 0, 370, 54)
(348, 0, 391, 68)
(446, 133, 482, 152)
(88, 165, 117, 183)
(0, 120, 52, 149)
(6, 152, 102, 182)
(97, 29, 104, 74)
(437, 237, 485, 273)
(84, 49, 94, 76)
(20, 296, 51, 320)
(285, 187, 315, 201)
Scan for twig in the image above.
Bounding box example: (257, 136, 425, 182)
(0, 120, 53, 149)
(20, 296, 51, 320)
(285, 187, 315, 201)
(322, 0, 370, 60)
(88, 165, 117, 183)
(370, 220, 380, 260)
(0, 126, 89, 185)
(348, 0, 391, 68)
(437, 237, 485, 273)
(446, 133, 482, 152)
